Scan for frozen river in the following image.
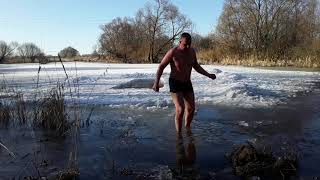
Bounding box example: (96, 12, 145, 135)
(0, 62, 319, 179)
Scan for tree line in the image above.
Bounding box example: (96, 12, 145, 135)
(2, 0, 319, 67)
(97, 0, 320, 67)
(97, 0, 192, 63)
(210, 0, 320, 67)
(0, 41, 80, 63)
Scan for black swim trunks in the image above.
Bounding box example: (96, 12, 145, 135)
(169, 78, 193, 93)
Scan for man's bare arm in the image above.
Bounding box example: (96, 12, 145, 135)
(192, 50, 216, 80)
(153, 49, 173, 92)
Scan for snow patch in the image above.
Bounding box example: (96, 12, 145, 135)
(1, 62, 319, 109)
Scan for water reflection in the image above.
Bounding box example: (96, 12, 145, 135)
(175, 129, 197, 176)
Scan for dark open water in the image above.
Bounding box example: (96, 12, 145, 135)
(1, 86, 320, 179)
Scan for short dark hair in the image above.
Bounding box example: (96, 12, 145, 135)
(180, 32, 191, 40)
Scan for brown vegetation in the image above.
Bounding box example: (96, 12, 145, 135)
(95, 0, 320, 68)
(34, 84, 70, 135)
(1, 0, 319, 67)
(197, 0, 320, 68)
(98, 0, 192, 63)
(0, 69, 78, 178)
(0, 86, 70, 134)
(0, 102, 10, 128)
(229, 143, 297, 179)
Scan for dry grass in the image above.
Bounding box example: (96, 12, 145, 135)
(33, 83, 70, 135)
(1, 80, 29, 127)
(197, 49, 223, 64)
(198, 49, 320, 68)
(0, 60, 84, 179)
(57, 170, 80, 180)
(16, 93, 28, 125)
(0, 102, 11, 128)
(0, 84, 70, 134)
(198, 52, 320, 68)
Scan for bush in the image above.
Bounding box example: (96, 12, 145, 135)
(34, 84, 69, 135)
(59, 47, 80, 58)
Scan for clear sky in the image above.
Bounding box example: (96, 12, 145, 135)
(0, 0, 224, 55)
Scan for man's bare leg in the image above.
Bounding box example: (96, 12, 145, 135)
(175, 131, 185, 173)
(171, 92, 185, 133)
(185, 129, 196, 166)
(183, 91, 195, 129)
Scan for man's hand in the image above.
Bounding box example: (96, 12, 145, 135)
(152, 83, 159, 92)
(208, 73, 216, 80)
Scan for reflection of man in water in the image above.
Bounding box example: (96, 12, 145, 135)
(153, 32, 216, 132)
(175, 130, 196, 175)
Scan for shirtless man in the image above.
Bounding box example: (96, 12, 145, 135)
(152, 32, 216, 133)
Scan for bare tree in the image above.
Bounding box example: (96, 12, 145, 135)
(0, 41, 18, 63)
(216, 0, 320, 59)
(17, 43, 43, 63)
(138, 0, 192, 63)
(98, 0, 192, 63)
(99, 17, 138, 62)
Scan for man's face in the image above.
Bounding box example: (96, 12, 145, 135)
(179, 37, 191, 49)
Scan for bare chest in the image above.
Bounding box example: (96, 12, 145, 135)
(172, 51, 194, 69)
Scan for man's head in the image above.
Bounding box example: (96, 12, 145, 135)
(179, 32, 192, 49)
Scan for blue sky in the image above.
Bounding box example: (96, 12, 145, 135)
(0, 0, 224, 55)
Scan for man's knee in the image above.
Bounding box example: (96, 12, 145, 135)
(175, 106, 185, 116)
(186, 106, 195, 114)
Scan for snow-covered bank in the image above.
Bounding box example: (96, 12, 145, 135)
(0, 62, 319, 108)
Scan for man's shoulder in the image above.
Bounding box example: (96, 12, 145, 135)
(168, 47, 178, 55)
(170, 47, 178, 52)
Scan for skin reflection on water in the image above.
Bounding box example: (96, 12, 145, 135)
(175, 129, 197, 175)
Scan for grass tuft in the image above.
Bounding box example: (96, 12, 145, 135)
(33, 83, 70, 135)
(0, 102, 11, 128)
